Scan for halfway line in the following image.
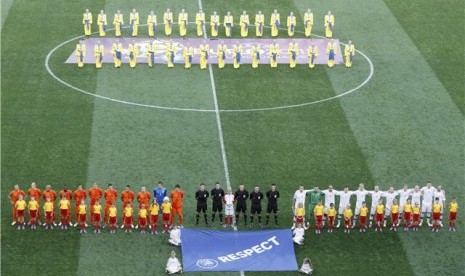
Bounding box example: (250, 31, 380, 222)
(197, 0, 231, 189)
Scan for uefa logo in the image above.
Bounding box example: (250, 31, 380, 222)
(196, 259, 219, 269)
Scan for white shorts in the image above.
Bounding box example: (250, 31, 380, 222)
(225, 204, 234, 216)
(338, 205, 346, 215)
(370, 205, 377, 215)
(399, 201, 407, 213)
(421, 203, 432, 213)
(384, 206, 392, 216)
(324, 204, 332, 214)
(354, 202, 363, 215)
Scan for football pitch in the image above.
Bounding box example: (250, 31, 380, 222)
(1, 0, 464, 275)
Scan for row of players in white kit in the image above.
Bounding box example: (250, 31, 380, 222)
(293, 182, 446, 228)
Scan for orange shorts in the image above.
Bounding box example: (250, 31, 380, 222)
(172, 207, 183, 216)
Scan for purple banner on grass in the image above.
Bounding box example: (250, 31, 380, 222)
(181, 228, 298, 272)
(65, 38, 343, 65)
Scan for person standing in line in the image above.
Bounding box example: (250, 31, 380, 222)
(234, 184, 249, 227)
(195, 183, 209, 226)
(265, 184, 280, 227)
(210, 182, 225, 225)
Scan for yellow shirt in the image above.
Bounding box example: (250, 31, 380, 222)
(162, 202, 171, 214)
(313, 205, 324, 216)
(391, 204, 399, 214)
(44, 202, 54, 212)
(404, 204, 412, 213)
(93, 204, 102, 214)
(109, 206, 117, 217)
(343, 208, 353, 219)
(139, 208, 148, 218)
(449, 202, 458, 213)
(150, 204, 160, 215)
(28, 200, 38, 211)
(376, 204, 384, 215)
(432, 203, 442, 213)
(78, 204, 87, 215)
(359, 206, 368, 217)
(413, 206, 420, 215)
(296, 207, 305, 217)
(124, 206, 133, 217)
(327, 208, 336, 217)
(59, 199, 69, 210)
(16, 200, 27, 210)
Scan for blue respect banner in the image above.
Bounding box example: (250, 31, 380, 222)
(181, 228, 298, 272)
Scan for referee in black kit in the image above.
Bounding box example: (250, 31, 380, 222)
(195, 183, 209, 226)
(234, 184, 249, 227)
(210, 182, 225, 225)
(265, 183, 280, 227)
(249, 185, 264, 227)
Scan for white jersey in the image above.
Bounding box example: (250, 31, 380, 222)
(338, 191, 353, 206)
(322, 189, 337, 207)
(383, 191, 398, 208)
(369, 191, 383, 207)
(397, 189, 412, 204)
(166, 257, 182, 274)
(293, 227, 305, 243)
(433, 190, 446, 204)
(421, 186, 436, 205)
(354, 189, 369, 205)
(224, 193, 235, 205)
(410, 190, 422, 206)
(169, 228, 182, 246)
(293, 190, 307, 209)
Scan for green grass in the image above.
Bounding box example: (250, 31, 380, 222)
(2, 0, 464, 275)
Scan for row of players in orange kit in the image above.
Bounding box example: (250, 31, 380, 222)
(8, 182, 184, 234)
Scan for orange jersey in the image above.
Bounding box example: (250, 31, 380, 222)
(137, 191, 151, 205)
(121, 190, 135, 203)
(88, 187, 103, 201)
(104, 189, 118, 205)
(42, 190, 57, 202)
(73, 189, 87, 204)
(170, 190, 184, 208)
(28, 188, 42, 201)
(59, 190, 73, 200)
(9, 189, 26, 202)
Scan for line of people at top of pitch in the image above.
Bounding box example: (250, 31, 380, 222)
(292, 182, 459, 233)
(82, 8, 336, 39)
(75, 38, 355, 69)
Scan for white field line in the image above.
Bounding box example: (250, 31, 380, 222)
(196, 3, 242, 276)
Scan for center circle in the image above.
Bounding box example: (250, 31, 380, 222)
(45, 25, 373, 113)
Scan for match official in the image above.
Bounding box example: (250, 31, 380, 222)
(195, 183, 209, 226)
(249, 186, 264, 227)
(265, 184, 280, 227)
(235, 184, 249, 226)
(210, 182, 225, 225)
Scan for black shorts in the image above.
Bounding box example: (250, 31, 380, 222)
(236, 202, 247, 213)
(197, 202, 207, 213)
(267, 204, 278, 214)
(212, 202, 223, 212)
(251, 205, 262, 215)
